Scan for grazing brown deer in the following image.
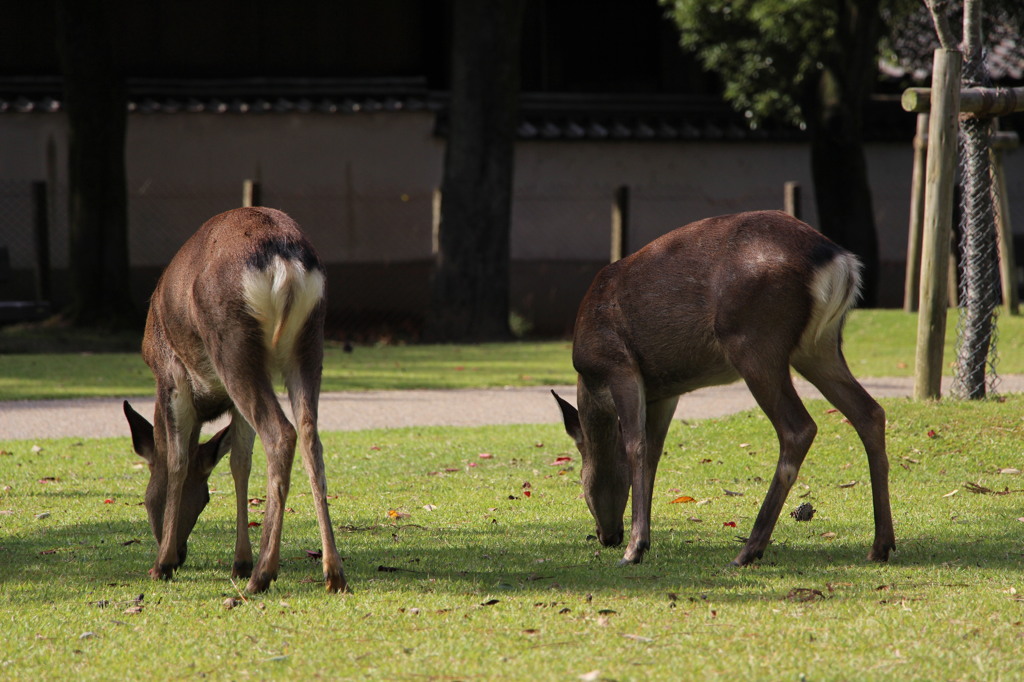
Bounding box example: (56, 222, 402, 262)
(553, 210, 894, 567)
(123, 207, 346, 593)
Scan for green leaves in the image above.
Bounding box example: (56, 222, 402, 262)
(660, 0, 866, 127)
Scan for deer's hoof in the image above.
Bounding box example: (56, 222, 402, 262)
(325, 572, 349, 594)
(620, 537, 650, 564)
(232, 560, 253, 579)
(867, 542, 895, 562)
(246, 571, 277, 594)
(731, 547, 764, 566)
(149, 564, 174, 581)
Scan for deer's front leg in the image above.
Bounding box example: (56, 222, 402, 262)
(620, 397, 678, 565)
(611, 381, 651, 565)
(229, 412, 256, 579)
(152, 396, 196, 580)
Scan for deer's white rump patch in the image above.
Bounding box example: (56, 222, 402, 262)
(241, 256, 325, 365)
(801, 252, 862, 348)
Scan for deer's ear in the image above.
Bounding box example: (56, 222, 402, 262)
(123, 401, 155, 463)
(552, 390, 584, 448)
(197, 425, 232, 475)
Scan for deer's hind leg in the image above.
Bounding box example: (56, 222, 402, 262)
(204, 322, 296, 594)
(793, 340, 894, 561)
(722, 328, 818, 566)
(285, 318, 347, 593)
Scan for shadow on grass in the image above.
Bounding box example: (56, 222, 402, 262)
(0, 323, 142, 354)
(2, 510, 1021, 607)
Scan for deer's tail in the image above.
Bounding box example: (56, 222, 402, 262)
(242, 253, 325, 358)
(804, 251, 862, 347)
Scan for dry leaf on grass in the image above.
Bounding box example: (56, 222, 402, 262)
(786, 588, 826, 602)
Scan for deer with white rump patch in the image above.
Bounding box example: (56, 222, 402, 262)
(123, 207, 346, 593)
(553, 210, 895, 567)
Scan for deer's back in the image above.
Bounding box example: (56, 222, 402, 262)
(142, 208, 324, 413)
(571, 210, 848, 398)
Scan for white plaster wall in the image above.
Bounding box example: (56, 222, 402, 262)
(2, 110, 1022, 293)
(125, 112, 444, 266)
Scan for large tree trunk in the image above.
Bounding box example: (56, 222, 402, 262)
(425, 0, 527, 342)
(56, 0, 135, 328)
(803, 0, 882, 306)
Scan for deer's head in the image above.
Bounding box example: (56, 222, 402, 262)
(552, 391, 627, 547)
(123, 401, 231, 565)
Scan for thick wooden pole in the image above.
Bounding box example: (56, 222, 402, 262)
(914, 48, 962, 400)
(904, 114, 928, 312)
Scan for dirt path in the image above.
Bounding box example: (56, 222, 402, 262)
(4, 375, 1022, 441)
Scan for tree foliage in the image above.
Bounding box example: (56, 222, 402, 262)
(663, 0, 838, 127)
(661, 0, 913, 305)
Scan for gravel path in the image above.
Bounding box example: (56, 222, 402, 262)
(4, 375, 1023, 441)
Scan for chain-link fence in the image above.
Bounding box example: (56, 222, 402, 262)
(950, 114, 1002, 399)
(948, 42, 1011, 400)
(0, 180, 55, 321)
(0, 180, 37, 288)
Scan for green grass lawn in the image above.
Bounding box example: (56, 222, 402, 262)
(1, 397, 1022, 680)
(3, 309, 1024, 401)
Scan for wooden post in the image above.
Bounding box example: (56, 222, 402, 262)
(914, 48, 962, 400)
(904, 113, 928, 312)
(242, 179, 262, 208)
(901, 85, 1024, 115)
(31, 180, 51, 304)
(992, 128, 1019, 315)
(611, 185, 630, 262)
(783, 181, 801, 220)
(431, 187, 442, 256)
